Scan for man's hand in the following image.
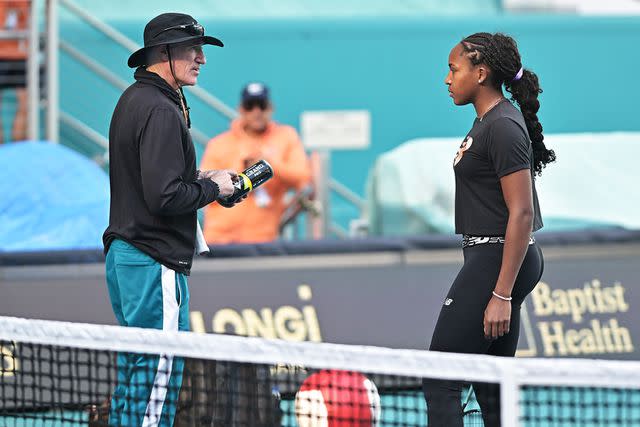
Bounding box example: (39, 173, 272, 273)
(199, 169, 237, 197)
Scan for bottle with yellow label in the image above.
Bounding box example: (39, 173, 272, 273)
(217, 159, 274, 208)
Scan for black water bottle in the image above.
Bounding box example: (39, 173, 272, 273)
(217, 159, 274, 208)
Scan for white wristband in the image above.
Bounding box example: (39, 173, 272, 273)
(492, 291, 512, 301)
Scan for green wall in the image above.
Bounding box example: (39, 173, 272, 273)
(58, 15, 640, 229)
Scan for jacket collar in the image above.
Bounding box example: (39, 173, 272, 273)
(134, 67, 191, 127)
(134, 67, 181, 105)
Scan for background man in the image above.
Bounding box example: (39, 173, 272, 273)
(201, 82, 311, 244)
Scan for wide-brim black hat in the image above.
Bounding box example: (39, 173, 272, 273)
(128, 13, 223, 68)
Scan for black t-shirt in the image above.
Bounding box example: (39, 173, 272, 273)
(453, 99, 543, 235)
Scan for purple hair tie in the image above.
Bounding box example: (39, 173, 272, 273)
(512, 67, 524, 82)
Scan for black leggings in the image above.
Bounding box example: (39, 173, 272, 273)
(422, 242, 544, 427)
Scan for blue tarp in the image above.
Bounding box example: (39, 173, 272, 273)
(0, 142, 109, 251)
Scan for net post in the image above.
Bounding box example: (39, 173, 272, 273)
(308, 150, 330, 238)
(500, 369, 520, 427)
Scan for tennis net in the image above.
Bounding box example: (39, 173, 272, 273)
(1, 315, 639, 426)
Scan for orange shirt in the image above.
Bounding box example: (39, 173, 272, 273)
(0, 0, 30, 60)
(200, 119, 311, 244)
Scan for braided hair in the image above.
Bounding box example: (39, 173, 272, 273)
(460, 32, 556, 176)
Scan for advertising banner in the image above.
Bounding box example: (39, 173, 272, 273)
(1, 244, 638, 359)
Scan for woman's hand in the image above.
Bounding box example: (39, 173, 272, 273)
(484, 295, 512, 340)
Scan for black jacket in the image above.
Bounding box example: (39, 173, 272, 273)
(103, 68, 219, 275)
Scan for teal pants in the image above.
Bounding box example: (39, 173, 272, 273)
(105, 239, 190, 427)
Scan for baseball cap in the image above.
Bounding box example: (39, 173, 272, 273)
(241, 82, 270, 103)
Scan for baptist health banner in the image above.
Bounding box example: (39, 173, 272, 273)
(183, 245, 639, 360)
(512, 246, 637, 359)
(187, 279, 635, 359)
(519, 279, 632, 358)
(0, 243, 638, 360)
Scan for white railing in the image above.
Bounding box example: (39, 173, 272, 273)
(59, 0, 237, 120)
(53, 0, 365, 238)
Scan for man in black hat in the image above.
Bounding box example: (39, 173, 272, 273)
(102, 13, 236, 427)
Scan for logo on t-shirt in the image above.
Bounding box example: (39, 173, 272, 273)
(453, 136, 473, 166)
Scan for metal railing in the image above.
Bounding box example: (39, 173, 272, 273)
(0, 30, 29, 39)
(28, 1, 40, 141)
(55, 0, 365, 238)
(58, 41, 213, 147)
(59, 110, 109, 165)
(59, 0, 237, 120)
(47, 0, 59, 143)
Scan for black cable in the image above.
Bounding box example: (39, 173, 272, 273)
(166, 45, 191, 128)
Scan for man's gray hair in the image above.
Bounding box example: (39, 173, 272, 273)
(144, 45, 167, 67)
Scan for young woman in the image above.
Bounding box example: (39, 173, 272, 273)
(422, 32, 555, 426)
